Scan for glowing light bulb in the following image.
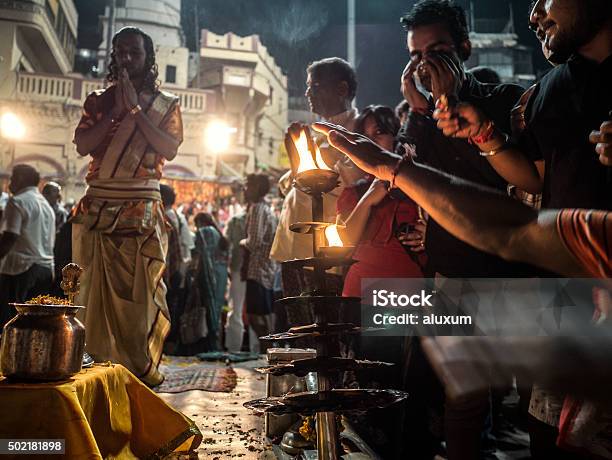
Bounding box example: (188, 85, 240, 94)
(204, 121, 237, 153)
(0, 113, 25, 140)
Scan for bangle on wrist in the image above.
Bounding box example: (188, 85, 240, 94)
(129, 104, 142, 116)
(479, 133, 510, 157)
(388, 155, 410, 191)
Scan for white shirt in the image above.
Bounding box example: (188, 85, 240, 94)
(270, 108, 359, 263)
(0, 186, 55, 275)
(0, 192, 8, 211)
(165, 208, 194, 261)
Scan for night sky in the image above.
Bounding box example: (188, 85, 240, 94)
(75, 0, 549, 108)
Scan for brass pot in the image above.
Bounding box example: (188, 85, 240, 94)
(0, 303, 85, 381)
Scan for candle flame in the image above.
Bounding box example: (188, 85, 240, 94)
(294, 129, 331, 173)
(314, 143, 331, 171)
(325, 225, 343, 247)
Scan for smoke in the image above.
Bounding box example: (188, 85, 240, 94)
(255, 0, 330, 47)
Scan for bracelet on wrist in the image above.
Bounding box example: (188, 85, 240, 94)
(479, 133, 510, 157)
(388, 155, 411, 191)
(129, 104, 142, 116)
(470, 120, 495, 144)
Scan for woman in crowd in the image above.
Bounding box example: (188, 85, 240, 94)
(190, 212, 229, 352)
(334, 105, 428, 458)
(336, 105, 426, 297)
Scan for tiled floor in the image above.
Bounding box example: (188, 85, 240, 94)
(160, 358, 275, 459)
(159, 357, 531, 460)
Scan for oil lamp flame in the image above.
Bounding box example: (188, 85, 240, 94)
(314, 144, 331, 171)
(325, 225, 343, 247)
(294, 129, 331, 173)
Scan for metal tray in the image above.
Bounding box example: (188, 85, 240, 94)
(244, 389, 408, 415)
(256, 357, 394, 377)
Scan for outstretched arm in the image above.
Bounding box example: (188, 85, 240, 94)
(313, 122, 587, 277)
(434, 101, 544, 194)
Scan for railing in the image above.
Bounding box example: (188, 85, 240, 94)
(17, 73, 73, 102)
(173, 88, 210, 113)
(13, 72, 214, 113)
(81, 80, 104, 99)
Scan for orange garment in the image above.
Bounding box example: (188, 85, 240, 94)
(557, 209, 611, 278)
(72, 86, 182, 386)
(556, 209, 612, 457)
(75, 86, 183, 183)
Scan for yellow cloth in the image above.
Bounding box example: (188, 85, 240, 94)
(0, 364, 202, 459)
(72, 210, 170, 387)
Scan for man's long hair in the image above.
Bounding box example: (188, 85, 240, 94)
(106, 27, 159, 92)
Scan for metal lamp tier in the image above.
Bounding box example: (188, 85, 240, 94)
(244, 124, 407, 460)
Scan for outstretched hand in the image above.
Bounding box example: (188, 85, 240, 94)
(311, 122, 401, 182)
(433, 99, 489, 139)
(590, 119, 612, 166)
(362, 178, 389, 207)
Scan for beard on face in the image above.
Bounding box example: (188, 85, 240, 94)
(126, 66, 141, 78)
(549, 3, 606, 57)
(541, 38, 570, 65)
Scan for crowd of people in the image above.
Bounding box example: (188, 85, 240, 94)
(0, 0, 610, 458)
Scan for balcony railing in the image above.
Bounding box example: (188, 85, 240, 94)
(17, 73, 74, 102)
(12, 72, 215, 113)
(173, 88, 208, 112)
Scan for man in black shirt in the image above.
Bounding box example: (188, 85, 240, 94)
(432, 2, 611, 459)
(398, 0, 528, 278)
(394, 2, 533, 459)
(434, 0, 612, 211)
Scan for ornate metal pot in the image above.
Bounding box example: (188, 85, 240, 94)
(0, 303, 85, 381)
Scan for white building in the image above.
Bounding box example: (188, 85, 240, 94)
(198, 31, 289, 174)
(466, 7, 535, 86)
(1, 1, 291, 204)
(0, 0, 81, 195)
(0, 0, 217, 201)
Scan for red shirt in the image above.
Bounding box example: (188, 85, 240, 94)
(337, 184, 426, 297)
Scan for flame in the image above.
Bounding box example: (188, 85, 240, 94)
(314, 143, 332, 171)
(325, 225, 343, 247)
(294, 129, 332, 173)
